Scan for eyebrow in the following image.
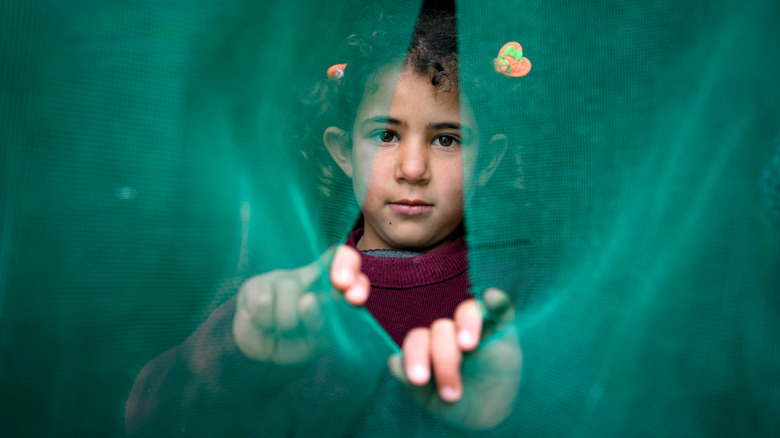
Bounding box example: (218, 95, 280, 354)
(361, 116, 405, 127)
(431, 122, 462, 131)
(361, 116, 473, 137)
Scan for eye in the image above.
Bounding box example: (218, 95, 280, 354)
(433, 135, 459, 147)
(373, 130, 398, 143)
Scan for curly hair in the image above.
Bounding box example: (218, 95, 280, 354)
(316, 10, 457, 134)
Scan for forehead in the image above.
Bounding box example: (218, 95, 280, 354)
(356, 66, 475, 125)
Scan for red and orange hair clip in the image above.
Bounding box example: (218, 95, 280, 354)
(494, 42, 531, 77)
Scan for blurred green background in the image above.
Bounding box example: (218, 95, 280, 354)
(2, 0, 779, 436)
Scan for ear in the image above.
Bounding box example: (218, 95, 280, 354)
(323, 126, 352, 178)
(477, 134, 508, 186)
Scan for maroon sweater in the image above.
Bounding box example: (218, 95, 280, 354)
(346, 228, 473, 346)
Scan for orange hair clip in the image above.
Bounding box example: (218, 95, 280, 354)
(327, 64, 347, 80)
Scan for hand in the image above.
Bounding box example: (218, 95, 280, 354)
(233, 245, 370, 364)
(389, 288, 522, 429)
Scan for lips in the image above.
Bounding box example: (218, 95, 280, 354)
(388, 199, 433, 216)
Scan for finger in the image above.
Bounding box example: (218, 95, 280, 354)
(233, 304, 272, 361)
(389, 353, 438, 407)
(482, 288, 515, 325)
(344, 272, 369, 305)
(274, 275, 301, 332)
(273, 338, 314, 364)
(402, 328, 431, 386)
(454, 299, 481, 351)
(299, 292, 323, 332)
(241, 276, 274, 331)
(387, 353, 409, 384)
(430, 318, 462, 403)
(294, 245, 339, 291)
(330, 245, 363, 293)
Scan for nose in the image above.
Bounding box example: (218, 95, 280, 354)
(395, 138, 430, 185)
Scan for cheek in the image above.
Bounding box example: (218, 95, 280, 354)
(352, 149, 385, 203)
(461, 149, 478, 183)
(442, 162, 466, 206)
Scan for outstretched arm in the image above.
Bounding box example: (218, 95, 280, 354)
(126, 245, 386, 437)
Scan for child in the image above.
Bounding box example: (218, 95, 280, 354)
(127, 8, 529, 436)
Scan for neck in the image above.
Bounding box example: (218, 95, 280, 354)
(356, 223, 464, 253)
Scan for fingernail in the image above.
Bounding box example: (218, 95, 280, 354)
(336, 269, 353, 285)
(409, 364, 429, 384)
(347, 284, 366, 303)
(439, 386, 461, 403)
(458, 330, 474, 348)
(299, 293, 316, 309)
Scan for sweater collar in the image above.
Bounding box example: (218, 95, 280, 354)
(346, 227, 469, 288)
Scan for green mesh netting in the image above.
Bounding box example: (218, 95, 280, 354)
(2, 0, 779, 436)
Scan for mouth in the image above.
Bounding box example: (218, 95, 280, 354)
(388, 199, 433, 216)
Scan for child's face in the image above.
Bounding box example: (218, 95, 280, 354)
(349, 67, 478, 253)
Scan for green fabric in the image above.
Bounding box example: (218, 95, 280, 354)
(2, 0, 779, 436)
